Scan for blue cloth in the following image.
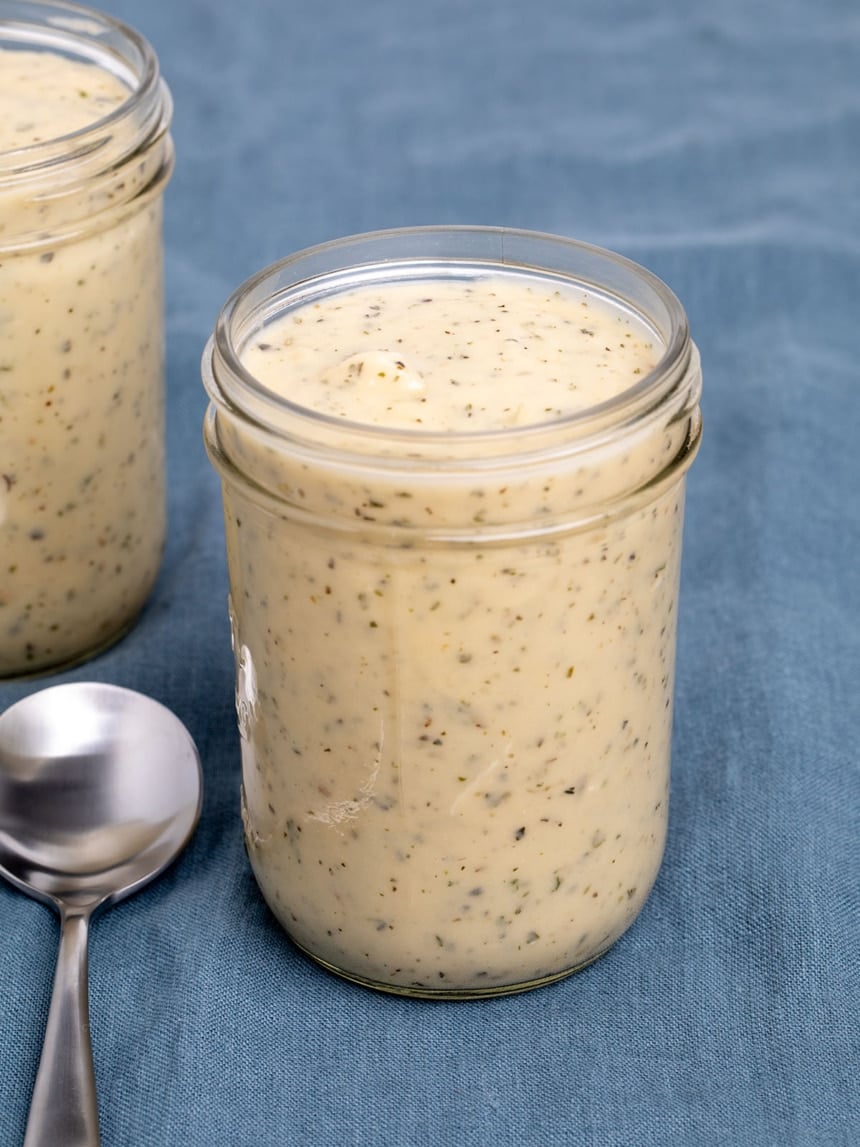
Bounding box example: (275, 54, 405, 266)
(2, 0, 858, 1143)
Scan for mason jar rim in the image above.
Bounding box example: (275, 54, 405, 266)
(205, 225, 696, 459)
(0, 0, 168, 181)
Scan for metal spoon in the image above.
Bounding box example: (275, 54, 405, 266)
(0, 682, 203, 1147)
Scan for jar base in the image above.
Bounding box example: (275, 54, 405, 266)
(289, 935, 608, 1000)
(0, 605, 149, 682)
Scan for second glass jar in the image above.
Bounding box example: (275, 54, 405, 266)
(0, 0, 174, 677)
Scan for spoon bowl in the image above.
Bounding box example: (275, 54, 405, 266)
(0, 682, 203, 1147)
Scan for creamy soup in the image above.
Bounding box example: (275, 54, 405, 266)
(0, 48, 167, 676)
(219, 273, 688, 994)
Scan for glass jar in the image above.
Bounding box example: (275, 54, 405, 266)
(0, 0, 174, 677)
(202, 227, 702, 998)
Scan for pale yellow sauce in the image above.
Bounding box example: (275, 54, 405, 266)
(0, 49, 166, 676)
(224, 274, 686, 993)
(242, 278, 658, 429)
(0, 48, 127, 150)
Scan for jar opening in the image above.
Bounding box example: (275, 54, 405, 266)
(0, 0, 173, 247)
(203, 227, 703, 538)
(206, 226, 698, 459)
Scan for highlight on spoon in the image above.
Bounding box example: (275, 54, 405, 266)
(0, 682, 203, 906)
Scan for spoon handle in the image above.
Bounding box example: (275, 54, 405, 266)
(24, 906, 100, 1147)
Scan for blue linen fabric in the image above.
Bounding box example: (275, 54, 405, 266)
(1, 0, 858, 1143)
